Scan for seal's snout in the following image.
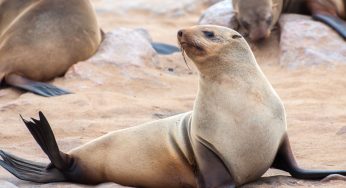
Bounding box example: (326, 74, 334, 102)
(177, 29, 184, 38)
(177, 29, 187, 45)
(178, 29, 186, 39)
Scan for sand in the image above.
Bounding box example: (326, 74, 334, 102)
(1, 0, 346, 187)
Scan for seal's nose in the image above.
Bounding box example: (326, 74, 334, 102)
(249, 27, 270, 42)
(177, 30, 184, 38)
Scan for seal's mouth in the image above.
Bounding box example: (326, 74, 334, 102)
(177, 29, 206, 70)
(179, 41, 204, 52)
(179, 41, 187, 49)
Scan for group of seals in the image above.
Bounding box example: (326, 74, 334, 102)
(0, 0, 102, 97)
(231, 0, 346, 41)
(1, 25, 346, 187)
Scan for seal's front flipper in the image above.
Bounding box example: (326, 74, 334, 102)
(0, 112, 70, 183)
(151, 42, 181, 55)
(194, 139, 235, 188)
(271, 134, 346, 179)
(4, 74, 71, 97)
(312, 14, 346, 40)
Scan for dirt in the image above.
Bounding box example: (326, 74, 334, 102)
(1, 0, 346, 187)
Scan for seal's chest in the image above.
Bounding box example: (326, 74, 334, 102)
(193, 117, 286, 185)
(224, 122, 286, 185)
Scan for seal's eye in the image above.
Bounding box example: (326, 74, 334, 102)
(232, 35, 242, 39)
(203, 31, 215, 38)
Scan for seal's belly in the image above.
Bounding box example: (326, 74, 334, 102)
(70, 112, 196, 188)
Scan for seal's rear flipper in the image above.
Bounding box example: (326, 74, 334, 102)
(21, 112, 70, 170)
(312, 14, 346, 40)
(151, 42, 181, 55)
(0, 112, 72, 183)
(271, 134, 346, 179)
(0, 150, 66, 183)
(5, 74, 71, 97)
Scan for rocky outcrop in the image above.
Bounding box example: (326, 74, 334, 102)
(87, 28, 158, 67)
(66, 28, 159, 85)
(0, 181, 17, 188)
(199, 0, 233, 27)
(279, 14, 346, 67)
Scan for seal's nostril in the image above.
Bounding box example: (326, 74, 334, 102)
(178, 30, 183, 37)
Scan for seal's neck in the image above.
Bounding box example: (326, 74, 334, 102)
(196, 50, 260, 84)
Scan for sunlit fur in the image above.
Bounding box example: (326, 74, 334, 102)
(178, 25, 287, 185)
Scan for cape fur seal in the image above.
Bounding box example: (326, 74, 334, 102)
(231, 0, 346, 41)
(1, 25, 346, 187)
(0, 0, 102, 97)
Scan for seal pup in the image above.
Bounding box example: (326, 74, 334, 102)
(1, 26, 346, 187)
(0, 0, 102, 97)
(231, 0, 346, 41)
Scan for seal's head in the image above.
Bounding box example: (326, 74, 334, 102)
(234, 0, 278, 41)
(177, 25, 255, 73)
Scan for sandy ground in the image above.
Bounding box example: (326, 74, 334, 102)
(1, 0, 346, 187)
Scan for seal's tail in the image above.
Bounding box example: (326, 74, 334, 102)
(0, 112, 70, 183)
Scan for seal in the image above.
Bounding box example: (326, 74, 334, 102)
(231, 0, 346, 41)
(1, 26, 346, 187)
(0, 0, 102, 97)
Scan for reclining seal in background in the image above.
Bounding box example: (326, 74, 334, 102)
(0, 0, 102, 97)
